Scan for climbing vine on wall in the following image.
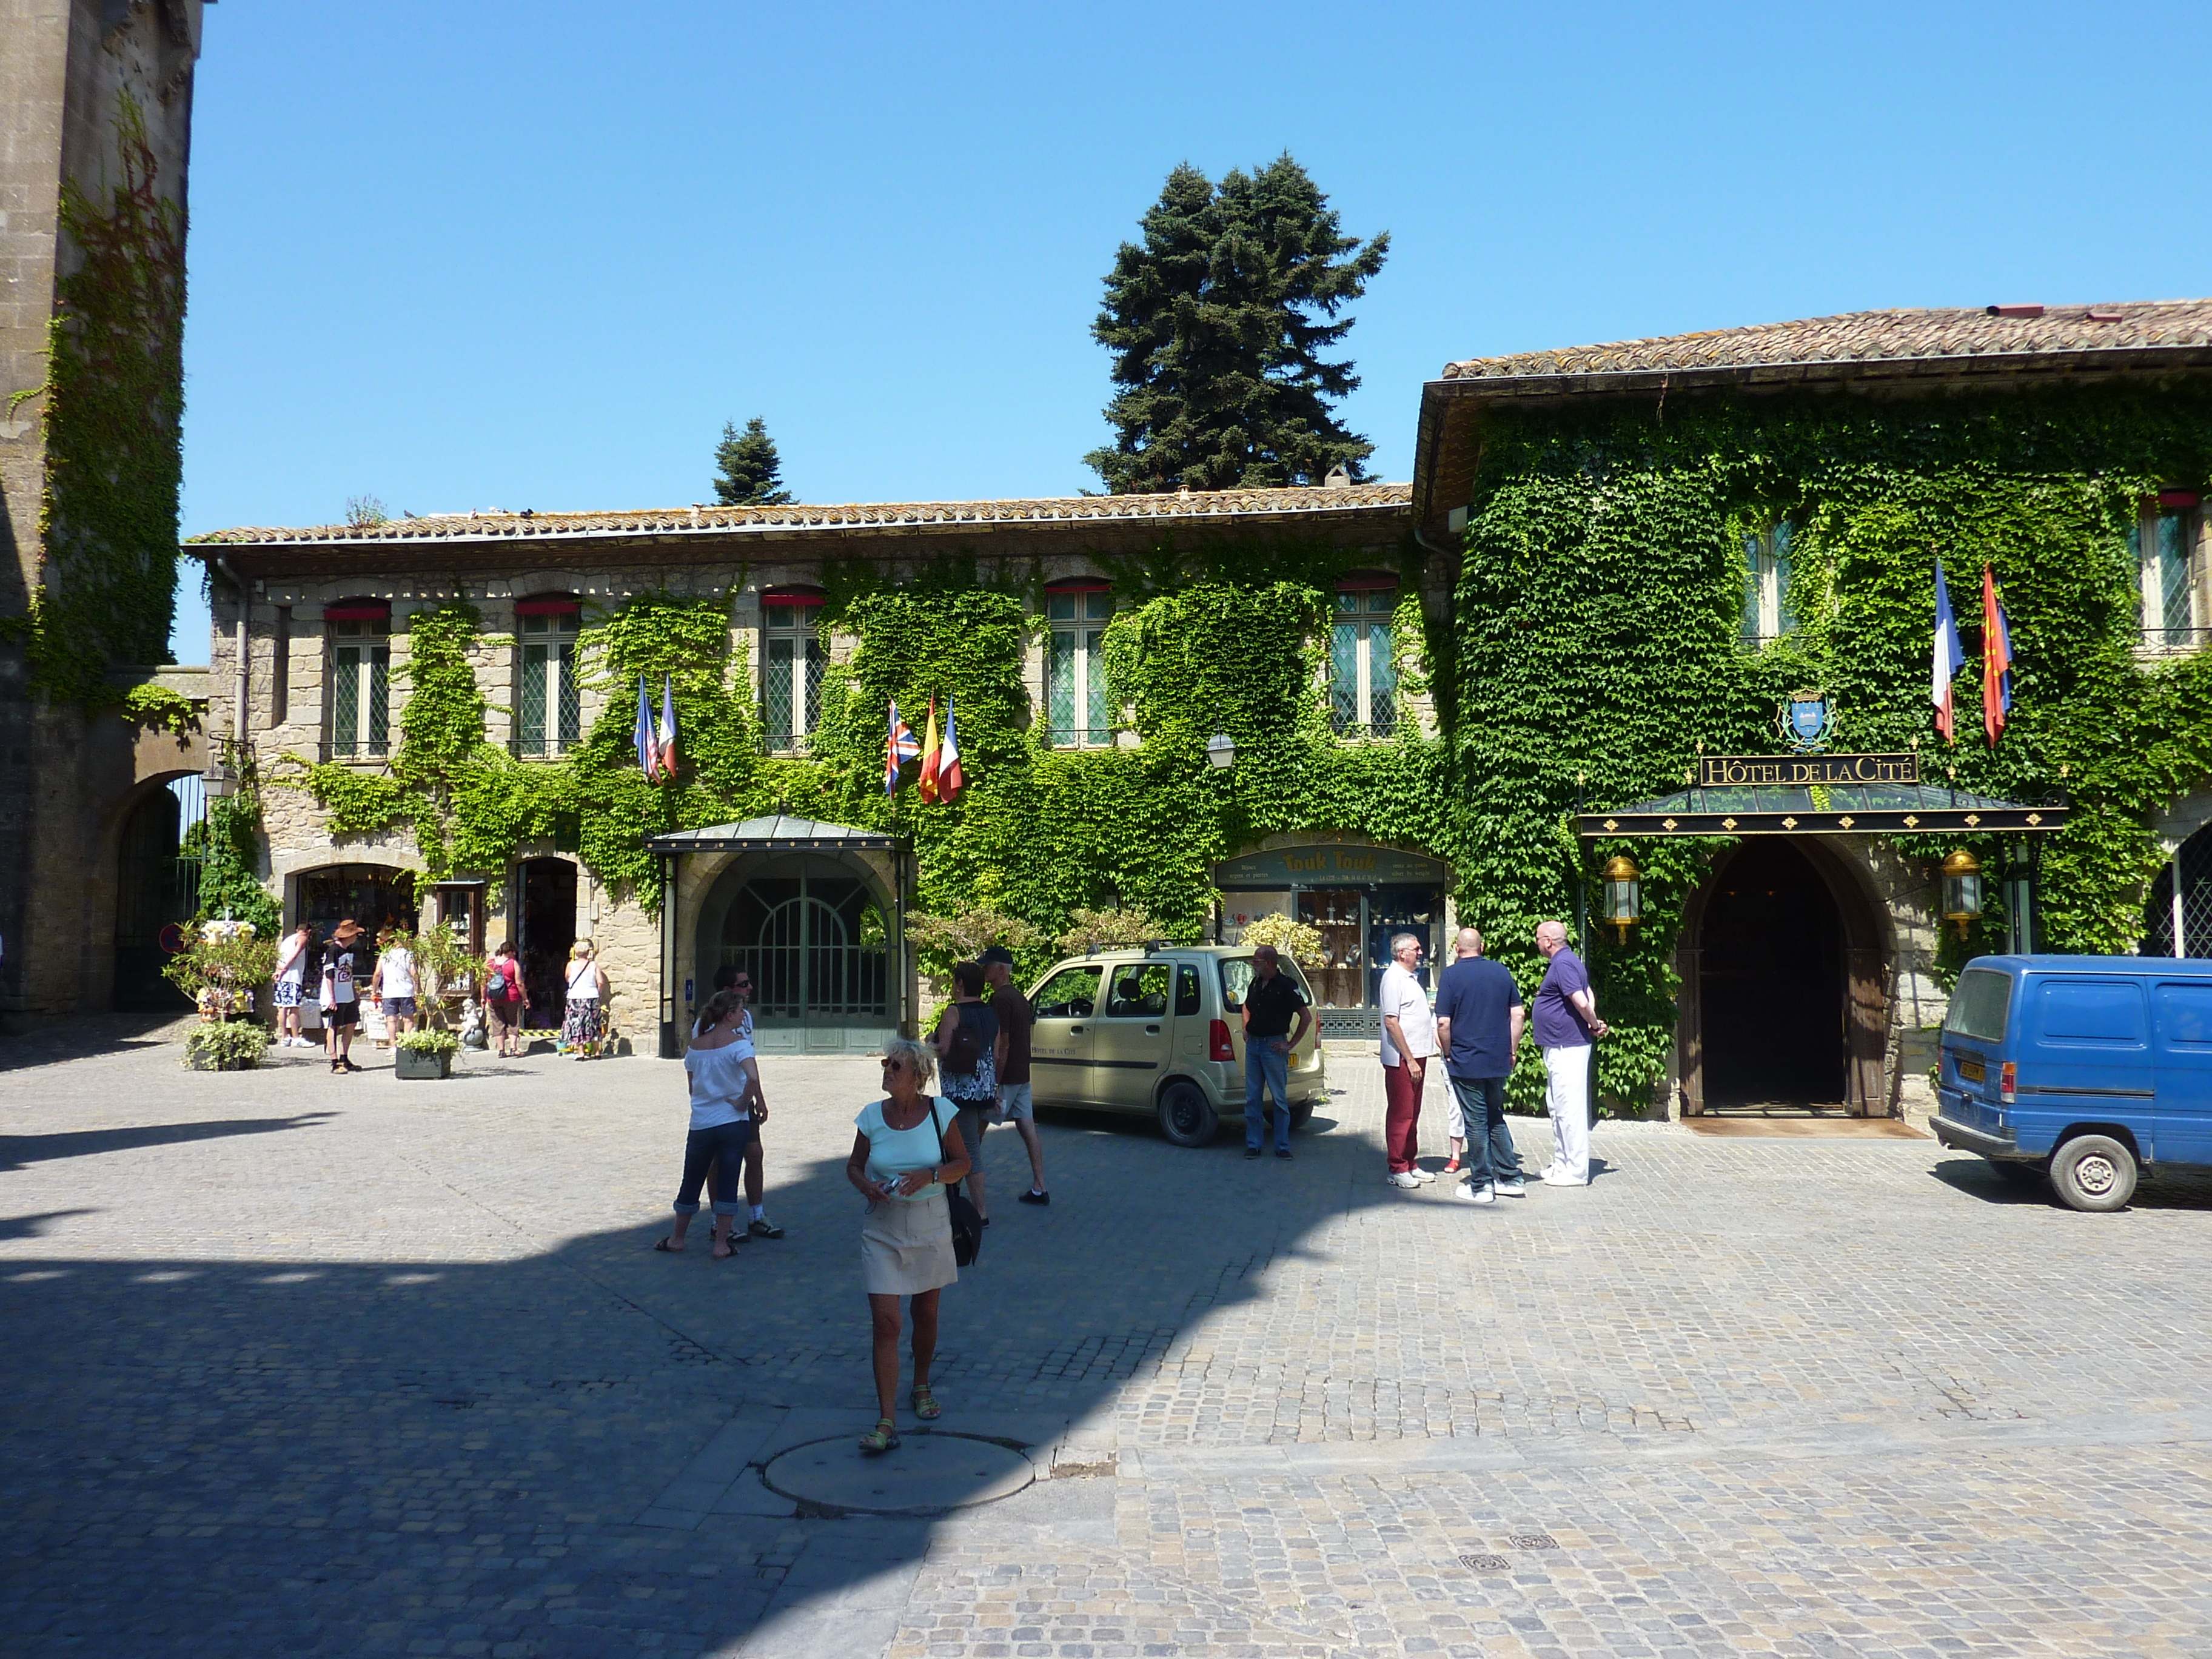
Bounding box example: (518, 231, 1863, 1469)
(12, 99, 187, 705)
(1455, 381, 2212, 1112)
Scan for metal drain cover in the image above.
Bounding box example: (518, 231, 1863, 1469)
(762, 1432, 1036, 1516)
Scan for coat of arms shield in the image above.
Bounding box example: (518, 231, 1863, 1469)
(1777, 691, 1837, 752)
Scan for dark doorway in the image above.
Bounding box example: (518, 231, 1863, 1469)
(113, 781, 201, 1011)
(515, 859, 577, 1028)
(1698, 840, 1846, 1107)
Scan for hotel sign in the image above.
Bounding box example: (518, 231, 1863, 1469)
(1698, 752, 1920, 788)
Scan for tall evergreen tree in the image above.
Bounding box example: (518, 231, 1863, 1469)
(1085, 156, 1389, 495)
(712, 416, 796, 506)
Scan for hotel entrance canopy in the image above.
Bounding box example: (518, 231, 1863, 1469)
(1576, 781, 2067, 838)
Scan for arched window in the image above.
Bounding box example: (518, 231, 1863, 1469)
(515, 595, 582, 757)
(325, 599, 391, 759)
(1330, 575, 1398, 738)
(2145, 822, 2212, 956)
(1045, 580, 1113, 747)
(762, 587, 826, 750)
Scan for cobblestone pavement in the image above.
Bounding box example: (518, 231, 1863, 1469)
(4, 1033, 2211, 1657)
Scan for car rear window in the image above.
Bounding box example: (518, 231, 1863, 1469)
(1945, 968, 2013, 1043)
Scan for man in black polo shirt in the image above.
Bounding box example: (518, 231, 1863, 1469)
(1241, 945, 1312, 1160)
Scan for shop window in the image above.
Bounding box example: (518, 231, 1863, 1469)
(1740, 522, 1795, 645)
(763, 592, 826, 750)
(2132, 495, 2204, 650)
(326, 602, 390, 759)
(1330, 582, 1398, 737)
(515, 600, 581, 757)
(1046, 586, 1113, 746)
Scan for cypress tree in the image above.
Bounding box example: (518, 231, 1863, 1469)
(712, 416, 796, 506)
(1085, 156, 1389, 495)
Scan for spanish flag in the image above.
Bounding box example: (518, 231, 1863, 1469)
(917, 697, 942, 804)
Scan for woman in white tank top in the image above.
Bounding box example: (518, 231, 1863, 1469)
(558, 940, 611, 1058)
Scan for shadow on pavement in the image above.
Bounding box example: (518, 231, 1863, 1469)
(0, 1114, 337, 1173)
(1928, 1153, 2212, 1210)
(0, 1013, 198, 1073)
(0, 1098, 1403, 1657)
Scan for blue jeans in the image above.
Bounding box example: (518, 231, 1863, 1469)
(675, 1119, 757, 1217)
(1244, 1042, 1292, 1151)
(1449, 1073, 1523, 1188)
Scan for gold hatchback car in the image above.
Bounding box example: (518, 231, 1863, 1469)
(1024, 945, 1329, 1146)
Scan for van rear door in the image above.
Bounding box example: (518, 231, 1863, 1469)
(2151, 979, 2212, 1166)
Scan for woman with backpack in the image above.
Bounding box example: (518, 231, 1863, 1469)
(484, 940, 525, 1057)
(933, 960, 1007, 1226)
(845, 1036, 970, 1454)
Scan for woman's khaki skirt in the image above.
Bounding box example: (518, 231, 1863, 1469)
(860, 1190, 957, 1296)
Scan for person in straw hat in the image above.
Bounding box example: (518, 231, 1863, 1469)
(320, 918, 369, 1073)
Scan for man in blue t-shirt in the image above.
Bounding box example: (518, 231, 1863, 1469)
(1532, 920, 1607, 1186)
(1432, 927, 1527, 1205)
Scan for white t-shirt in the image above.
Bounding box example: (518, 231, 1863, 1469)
(379, 947, 417, 998)
(566, 958, 600, 1003)
(321, 947, 360, 1007)
(276, 938, 309, 987)
(1379, 961, 1438, 1066)
(684, 1041, 756, 1130)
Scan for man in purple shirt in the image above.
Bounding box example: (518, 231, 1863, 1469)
(1530, 920, 1607, 1186)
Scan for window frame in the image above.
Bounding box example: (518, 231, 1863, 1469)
(761, 591, 827, 751)
(1739, 521, 1796, 646)
(1329, 580, 1399, 739)
(325, 605, 392, 760)
(2133, 495, 2205, 652)
(1044, 584, 1115, 748)
(514, 600, 583, 759)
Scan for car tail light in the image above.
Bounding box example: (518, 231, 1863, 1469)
(2000, 1061, 2017, 1104)
(1208, 1019, 1235, 1062)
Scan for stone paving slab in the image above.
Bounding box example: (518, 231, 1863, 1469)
(2, 1028, 2210, 1655)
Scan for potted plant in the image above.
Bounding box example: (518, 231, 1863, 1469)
(184, 1019, 271, 1072)
(394, 1027, 460, 1081)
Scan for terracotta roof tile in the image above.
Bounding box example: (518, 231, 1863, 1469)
(1441, 300, 2212, 381)
(190, 483, 1410, 547)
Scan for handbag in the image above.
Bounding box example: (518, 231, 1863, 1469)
(928, 1096, 984, 1267)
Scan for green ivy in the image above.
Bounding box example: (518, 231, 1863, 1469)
(121, 680, 199, 737)
(11, 99, 186, 705)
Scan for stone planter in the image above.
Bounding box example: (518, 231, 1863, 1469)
(394, 1047, 454, 1081)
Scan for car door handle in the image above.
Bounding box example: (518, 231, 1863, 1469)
(1069, 1025, 1085, 1034)
(1145, 1025, 1161, 1034)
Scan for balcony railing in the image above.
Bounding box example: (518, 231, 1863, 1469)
(2137, 625, 2212, 653)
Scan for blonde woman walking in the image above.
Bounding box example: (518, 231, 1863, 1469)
(559, 940, 610, 1057)
(845, 1036, 969, 1454)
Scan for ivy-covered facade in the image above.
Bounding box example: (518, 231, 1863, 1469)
(192, 300, 2212, 1119)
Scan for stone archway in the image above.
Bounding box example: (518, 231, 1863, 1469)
(1677, 838, 1889, 1116)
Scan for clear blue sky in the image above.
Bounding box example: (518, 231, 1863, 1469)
(169, 0, 2212, 662)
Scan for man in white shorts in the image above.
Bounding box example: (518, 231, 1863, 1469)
(980, 946, 1048, 1206)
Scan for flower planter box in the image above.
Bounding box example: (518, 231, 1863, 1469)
(394, 1047, 454, 1081)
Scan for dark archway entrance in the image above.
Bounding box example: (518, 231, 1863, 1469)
(113, 779, 203, 1011)
(514, 858, 577, 1028)
(1696, 840, 1847, 1107)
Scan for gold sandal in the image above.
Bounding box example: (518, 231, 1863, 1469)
(859, 1416, 901, 1454)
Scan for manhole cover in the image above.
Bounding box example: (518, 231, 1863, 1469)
(1507, 1532, 1559, 1550)
(1459, 1554, 1510, 1572)
(762, 1433, 1036, 1516)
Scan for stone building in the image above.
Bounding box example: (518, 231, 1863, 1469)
(1, 0, 211, 1025)
(189, 484, 1430, 1053)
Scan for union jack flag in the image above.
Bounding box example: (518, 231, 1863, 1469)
(885, 701, 922, 796)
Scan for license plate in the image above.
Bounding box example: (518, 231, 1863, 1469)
(1956, 1053, 1985, 1084)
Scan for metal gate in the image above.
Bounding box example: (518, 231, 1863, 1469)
(726, 873, 887, 1022)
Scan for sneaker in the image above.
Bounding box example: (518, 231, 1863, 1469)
(1386, 1171, 1422, 1190)
(1409, 1168, 1437, 1184)
(1018, 1188, 1050, 1205)
(1494, 1178, 1527, 1198)
(747, 1218, 784, 1239)
(1455, 1181, 1496, 1205)
(1541, 1170, 1589, 1187)
(1274, 1148, 1293, 1160)
(1245, 1147, 1263, 1160)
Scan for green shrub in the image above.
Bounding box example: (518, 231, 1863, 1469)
(184, 1021, 269, 1072)
(395, 1028, 459, 1056)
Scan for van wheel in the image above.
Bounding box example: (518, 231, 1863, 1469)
(2050, 1134, 2137, 1213)
(1158, 1083, 1218, 1147)
(1289, 1098, 1314, 1131)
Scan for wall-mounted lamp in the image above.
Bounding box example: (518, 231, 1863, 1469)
(1601, 854, 1642, 944)
(1205, 732, 1236, 771)
(1941, 848, 1983, 939)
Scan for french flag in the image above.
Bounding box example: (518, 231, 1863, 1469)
(654, 675, 681, 780)
(1932, 559, 1963, 742)
(885, 701, 921, 796)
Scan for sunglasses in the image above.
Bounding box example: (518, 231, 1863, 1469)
(879, 1056, 906, 1071)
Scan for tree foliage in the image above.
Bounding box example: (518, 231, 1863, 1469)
(712, 416, 795, 506)
(1086, 156, 1388, 495)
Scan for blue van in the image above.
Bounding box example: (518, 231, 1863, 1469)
(1932, 954, 2212, 1211)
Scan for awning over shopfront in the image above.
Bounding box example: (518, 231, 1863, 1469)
(1577, 781, 2068, 837)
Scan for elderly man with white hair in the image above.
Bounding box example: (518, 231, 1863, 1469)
(1379, 930, 1439, 1188)
(1530, 920, 1607, 1185)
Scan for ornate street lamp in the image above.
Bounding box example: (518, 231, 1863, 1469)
(1942, 848, 1984, 939)
(1601, 854, 1641, 944)
(201, 745, 237, 802)
(1205, 732, 1236, 771)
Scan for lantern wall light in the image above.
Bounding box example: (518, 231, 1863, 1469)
(1601, 853, 1642, 944)
(1941, 848, 1983, 939)
(1205, 732, 1236, 771)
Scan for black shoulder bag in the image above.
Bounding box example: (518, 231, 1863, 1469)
(928, 1096, 984, 1267)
